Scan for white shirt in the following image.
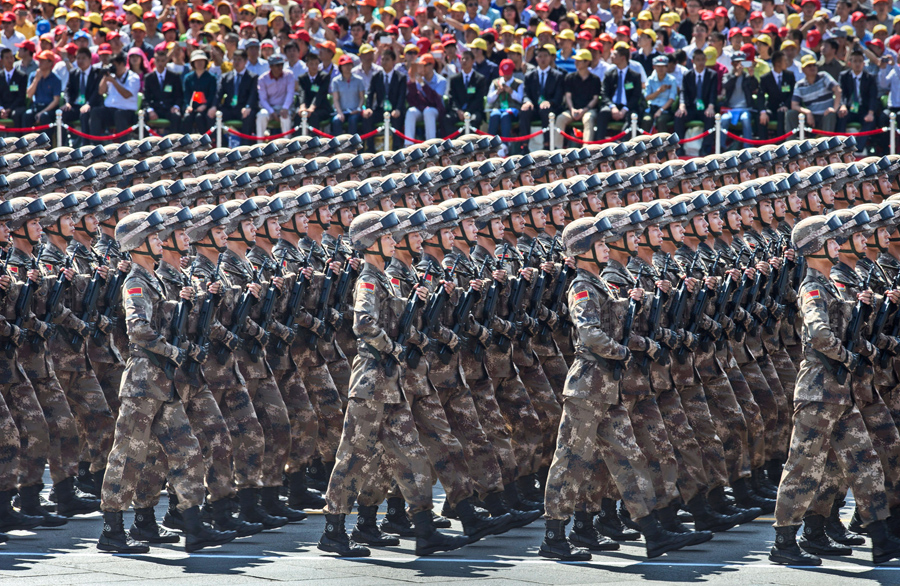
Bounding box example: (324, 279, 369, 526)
(104, 69, 140, 110)
(0, 30, 25, 53)
(289, 59, 308, 81)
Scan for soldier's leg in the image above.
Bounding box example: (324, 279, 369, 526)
(411, 392, 473, 508)
(300, 361, 344, 465)
(378, 401, 435, 515)
(625, 395, 680, 509)
(94, 362, 124, 417)
(245, 377, 291, 488)
(703, 373, 750, 485)
(677, 383, 728, 490)
(655, 387, 707, 504)
(325, 398, 388, 515)
(3, 379, 49, 488)
(545, 397, 602, 520)
(275, 369, 318, 477)
(131, 440, 167, 509)
(740, 360, 779, 462)
(726, 360, 766, 474)
(519, 362, 562, 471)
(101, 396, 163, 512)
(883, 385, 900, 429)
(213, 384, 265, 490)
(758, 355, 790, 462)
(326, 358, 351, 409)
(771, 347, 798, 403)
(805, 449, 844, 519)
(184, 387, 235, 502)
(468, 374, 518, 486)
(858, 395, 900, 510)
(495, 374, 543, 478)
(32, 375, 79, 483)
(60, 370, 115, 474)
(151, 400, 206, 512)
(538, 354, 569, 402)
(0, 388, 20, 492)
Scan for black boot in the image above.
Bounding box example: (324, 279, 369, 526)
(260, 486, 307, 522)
(686, 494, 740, 533)
(769, 525, 822, 566)
(351, 504, 400, 546)
(456, 497, 511, 542)
(55, 477, 100, 517)
(594, 498, 640, 541)
(411, 509, 469, 556)
(0, 490, 43, 532)
(504, 482, 543, 513)
(76, 462, 97, 496)
(759, 463, 781, 494)
(89, 469, 106, 498)
(163, 492, 184, 531)
(657, 504, 713, 546)
(618, 501, 641, 531)
(287, 472, 325, 510)
(869, 519, 900, 564)
(237, 488, 288, 529)
(568, 511, 619, 551)
(130, 507, 180, 544)
(431, 510, 452, 528)
(306, 459, 332, 493)
(318, 513, 370, 557)
(638, 512, 704, 559)
(848, 507, 869, 536)
(482, 491, 541, 529)
(210, 497, 263, 537)
(798, 514, 852, 556)
(537, 466, 550, 494)
(0, 532, 6, 543)
(19, 484, 67, 527)
(516, 474, 543, 504)
(379, 497, 415, 537)
(751, 468, 778, 499)
(825, 499, 865, 545)
(98, 511, 150, 554)
(766, 459, 783, 487)
(707, 486, 761, 524)
(539, 518, 592, 561)
(182, 505, 237, 553)
(731, 477, 775, 514)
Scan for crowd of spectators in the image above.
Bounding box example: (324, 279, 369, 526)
(0, 0, 899, 155)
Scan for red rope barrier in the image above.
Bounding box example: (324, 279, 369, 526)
(0, 123, 52, 132)
(678, 129, 713, 144)
(809, 127, 886, 137)
(724, 130, 796, 145)
(309, 127, 334, 139)
(557, 129, 629, 144)
(65, 124, 136, 141)
(227, 125, 299, 141)
(474, 128, 546, 142)
(391, 128, 462, 143)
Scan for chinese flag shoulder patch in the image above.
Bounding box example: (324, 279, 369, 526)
(44, 264, 53, 272)
(390, 277, 400, 286)
(425, 273, 433, 282)
(360, 282, 375, 292)
(834, 282, 846, 289)
(127, 287, 143, 297)
(806, 289, 820, 299)
(7, 266, 17, 273)
(573, 290, 590, 305)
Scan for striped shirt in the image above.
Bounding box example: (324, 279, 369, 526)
(791, 72, 838, 116)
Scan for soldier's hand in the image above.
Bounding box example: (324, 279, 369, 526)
(248, 283, 262, 299)
(679, 329, 697, 351)
(171, 347, 187, 368)
(540, 261, 555, 274)
(720, 315, 735, 335)
(655, 279, 671, 294)
(0, 275, 9, 291)
(27, 269, 40, 283)
(280, 326, 297, 345)
(390, 341, 404, 361)
(726, 268, 742, 281)
(97, 265, 110, 280)
(222, 331, 241, 352)
(844, 351, 861, 372)
(181, 257, 190, 270)
(118, 260, 131, 273)
(325, 307, 342, 326)
(769, 302, 785, 320)
(704, 277, 717, 291)
(186, 342, 209, 364)
(629, 287, 644, 302)
(471, 279, 484, 292)
(744, 267, 756, 279)
(656, 327, 681, 349)
(180, 286, 195, 301)
(684, 277, 698, 293)
(3, 324, 23, 346)
(875, 333, 899, 355)
(888, 290, 900, 305)
(492, 269, 507, 282)
(770, 257, 782, 270)
(858, 290, 874, 306)
(96, 315, 116, 334)
(520, 267, 535, 282)
(273, 276, 285, 292)
(784, 248, 796, 262)
(416, 285, 429, 301)
(564, 256, 576, 269)
(440, 280, 455, 295)
(749, 302, 768, 322)
(208, 281, 222, 295)
(756, 262, 770, 276)
(537, 305, 558, 327)
(348, 257, 362, 271)
(62, 268, 75, 281)
(441, 328, 460, 352)
(645, 339, 662, 360)
(328, 261, 342, 274)
(301, 267, 314, 280)
(489, 315, 513, 337)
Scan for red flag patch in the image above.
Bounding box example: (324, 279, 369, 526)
(573, 290, 590, 305)
(835, 282, 845, 289)
(359, 282, 375, 293)
(806, 289, 820, 299)
(7, 266, 16, 274)
(127, 287, 143, 297)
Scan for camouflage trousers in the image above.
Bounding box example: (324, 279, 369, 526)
(700, 371, 751, 484)
(724, 357, 766, 472)
(464, 358, 519, 486)
(883, 383, 900, 429)
(487, 362, 543, 479)
(771, 346, 798, 403)
(295, 347, 344, 464)
(677, 383, 728, 490)
(758, 354, 790, 462)
(31, 374, 79, 483)
(209, 382, 265, 490)
(537, 349, 569, 401)
(326, 357, 351, 410)
(324, 397, 433, 515)
(101, 395, 205, 513)
(774, 400, 889, 527)
(622, 394, 680, 509)
(738, 358, 779, 462)
(273, 367, 318, 475)
(544, 396, 655, 522)
(518, 361, 562, 470)
(0, 388, 19, 492)
(656, 386, 708, 503)
(246, 376, 291, 488)
(0, 379, 49, 488)
(93, 361, 124, 418)
(57, 369, 115, 475)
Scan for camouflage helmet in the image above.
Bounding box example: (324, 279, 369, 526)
(562, 215, 614, 256)
(472, 193, 511, 230)
(627, 200, 667, 231)
(0, 197, 47, 230)
(130, 182, 170, 213)
(792, 214, 845, 256)
(186, 203, 231, 243)
(830, 207, 871, 242)
(595, 207, 646, 243)
(115, 210, 167, 252)
(273, 191, 312, 224)
(40, 193, 81, 226)
(855, 202, 897, 237)
(249, 195, 286, 227)
(156, 205, 195, 241)
(94, 187, 136, 223)
(222, 198, 261, 234)
(391, 207, 429, 243)
(4, 171, 44, 197)
(349, 210, 402, 251)
(421, 203, 461, 239)
(440, 196, 480, 220)
(70, 191, 104, 223)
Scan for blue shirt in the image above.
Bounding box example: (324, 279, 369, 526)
(27, 69, 61, 107)
(645, 71, 677, 107)
(555, 53, 576, 74)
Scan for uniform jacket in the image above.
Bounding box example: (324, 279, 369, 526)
(191, 252, 245, 389)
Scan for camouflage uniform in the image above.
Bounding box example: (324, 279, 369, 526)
(531, 231, 570, 400)
(91, 232, 127, 416)
(876, 252, 900, 427)
(321, 232, 354, 402)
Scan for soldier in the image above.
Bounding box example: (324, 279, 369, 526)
(97, 209, 237, 554)
(318, 210, 469, 558)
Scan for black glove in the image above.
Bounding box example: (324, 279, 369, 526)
(466, 315, 491, 345)
(876, 333, 900, 357)
(438, 327, 460, 352)
(96, 315, 116, 335)
(171, 347, 187, 368)
(281, 326, 297, 345)
(184, 342, 208, 364)
(655, 327, 681, 349)
(645, 339, 662, 361)
(749, 302, 768, 322)
(843, 351, 861, 373)
(222, 331, 241, 352)
(719, 315, 735, 336)
(768, 302, 785, 320)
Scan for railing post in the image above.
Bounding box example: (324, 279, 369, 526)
(383, 110, 391, 150)
(630, 112, 638, 138)
(548, 113, 556, 151)
(714, 113, 721, 155)
(301, 110, 309, 137)
(137, 109, 145, 140)
(55, 109, 62, 147)
(464, 112, 471, 135)
(798, 113, 806, 141)
(215, 110, 223, 148)
(891, 112, 896, 156)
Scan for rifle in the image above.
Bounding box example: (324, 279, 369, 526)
(476, 243, 508, 360)
(640, 256, 670, 373)
(676, 252, 720, 361)
(702, 251, 741, 351)
(723, 246, 759, 343)
(519, 238, 558, 343)
(439, 255, 490, 363)
(407, 259, 457, 369)
(496, 240, 537, 351)
(660, 254, 698, 365)
(3, 245, 43, 358)
(70, 242, 112, 352)
(834, 268, 875, 384)
(784, 255, 806, 324)
(186, 254, 223, 378)
(384, 265, 434, 377)
(215, 262, 263, 365)
(247, 254, 283, 361)
(93, 251, 130, 342)
(272, 251, 311, 356)
(0, 249, 10, 298)
(320, 251, 359, 344)
(306, 246, 341, 349)
(538, 237, 573, 344)
(764, 241, 794, 334)
(735, 243, 771, 339)
(612, 266, 644, 380)
(37, 253, 74, 351)
(164, 266, 195, 380)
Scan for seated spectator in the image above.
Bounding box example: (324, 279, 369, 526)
(407, 53, 447, 145)
(352, 43, 382, 93)
(144, 43, 183, 135)
(596, 45, 644, 139)
(556, 49, 602, 145)
(297, 51, 332, 131)
(245, 39, 269, 77)
(818, 38, 846, 82)
(23, 49, 59, 129)
(0, 47, 27, 128)
(364, 47, 407, 150)
(674, 48, 719, 155)
(182, 50, 216, 134)
(90, 50, 140, 137)
(486, 59, 523, 155)
(258, 53, 296, 138)
(721, 51, 762, 144)
(787, 54, 841, 134)
(838, 49, 879, 153)
(330, 54, 366, 136)
(14, 39, 35, 78)
(643, 55, 677, 132)
(520, 45, 564, 149)
(443, 49, 485, 137)
(0, 12, 24, 54)
(213, 48, 258, 145)
(469, 37, 498, 81)
(759, 50, 796, 138)
(62, 46, 102, 146)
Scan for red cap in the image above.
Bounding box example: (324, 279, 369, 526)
(143, 11, 157, 20)
(1, 12, 15, 23)
(801, 0, 820, 6)
(14, 39, 34, 52)
(338, 54, 353, 66)
(106, 31, 120, 41)
(35, 49, 55, 61)
(441, 33, 455, 44)
(12, 3, 24, 11)
(418, 53, 435, 65)
(64, 42, 78, 56)
(292, 30, 311, 42)
(535, 2, 549, 10)
(807, 28, 821, 47)
(616, 25, 630, 36)
(103, 11, 116, 21)
(741, 27, 753, 37)
(53, 24, 67, 36)
(762, 23, 779, 35)
(385, 24, 398, 34)
(326, 22, 339, 33)
(154, 41, 168, 52)
(577, 31, 592, 41)
(197, 3, 215, 13)
(889, 35, 900, 53)
(749, 10, 763, 20)
(417, 37, 431, 52)
(700, 9, 714, 20)
(728, 28, 742, 39)
(867, 38, 885, 50)
(415, 6, 426, 15)
(778, 26, 788, 38)
(740, 43, 756, 60)
(588, 41, 603, 51)
(97, 43, 112, 55)
(399, 16, 414, 27)
(851, 11, 865, 23)
(715, 6, 728, 17)
(161, 21, 176, 32)
(499, 58, 514, 76)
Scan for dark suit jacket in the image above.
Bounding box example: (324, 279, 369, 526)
(721, 71, 762, 111)
(522, 67, 564, 113)
(447, 70, 487, 116)
(216, 68, 259, 111)
(759, 69, 796, 112)
(600, 66, 644, 113)
(143, 69, 184, 116)
(681, 67, 720, 112)
(64, 66, 103, 109)
(298, 70, 332, 114)
(366, 69, 407, 113)
(0, 67, 28, 110)
(838, 69, 879, 115)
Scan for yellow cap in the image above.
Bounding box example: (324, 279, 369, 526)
(613, 41, 631, 50)
(501, 25, 515, 35)
(307, 8, 321, 17)
(66, 11, 81, 21)
(203, 22, 220, 34)
(217, 15, 233, 29)
(507, 43, 523, 54)
(493, 18, 506, 29)
(40, 0, 59, 6)
(71, 0, 86, 10)
(610, 0, 623, 6)
(403, 44, 419, 54)
(240, 4, 256, 14)
(874, 24, 888, 35)
(659, 13, 675, 27)
(468, 38, 488, 51)
(582, 19, 599, 30)
(213, 42, 226, 54)
(638, 10, 652, 21)
(786, 13, 801, 29)
(535, 22, 554, 37)
(53, 7, 67, 18)
(756, 33, 772, 46)
(704, 45, 717, 66)
(84, 13, 101, 26)
(450, 2, 466, 11)
(640, 28, 657, 43)
(359, 43, 375, 55)
(435, 0, 451, 9)
(268, 11, 285, 24)
(800, 54, 817, 68)
(814, 9, 828, 19)
(780, 39, 797, 50)
(132, 22, 147, 32)
(574, 48, 593, 61)
(123, 4, 143, 17)
(382, 6, 396, 16)
(894, 14, 900, 25)
(557, 29, 576, 41)
(189, 12, 205, 22)
(515, 27, 527, 36)
(543, 43, 557, 55)
(668, 12, 681, 23)
(370, 20, 384, 30)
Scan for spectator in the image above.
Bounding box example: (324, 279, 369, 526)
(284, 40, 307, 80)
(62, 46, 101, 145)
(297, 51, 332, 131)
(258, 53, 296, 137)
(444, 49, 485, 137)
(555, 29, 577, 73)
(405, 53, 446, 144)
(215, 48, 259, 144)
(788, 54, 841, 133)
(675, 48, 719, 155)
(352, 43, 382, 92)
(90, 50, 139, 137)
(144, 43, 183, 135)
(486, 58, 523, 154)
(0, 12, 24, 53)
(520, 44, 564, 149)
(0, 47, 26, 128)
(330, 54, 366, 136)
(14, 39, 35, 78)
(721, 51, 761, 144)
(23, 49, 59, 129)
(364, 47, 407, 150)
(596, 45, 643, 139)
(634, 29, 660, 75)
(182, 50, 216, 134)
(127, 47, 148, 91)
(837, 49, 879, 153)
(468, 37, 497, 81)
(245, 38, 269, 76)
(557, 49, 602, 144)
(760, 50, 797, 137)
(818, 39, 846, 82)
(129, 22, 154, 62)
(644, 54, 677, 132)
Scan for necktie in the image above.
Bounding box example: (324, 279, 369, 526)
(464, 74, 470, 86)
(540, 71, 545, 90)
(616, 70, 626, 105)
(697, 72, 703, 91)
(235, 73, 241, 95)
(775, 74, 780, 87)
(157, 72, 163, 88)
